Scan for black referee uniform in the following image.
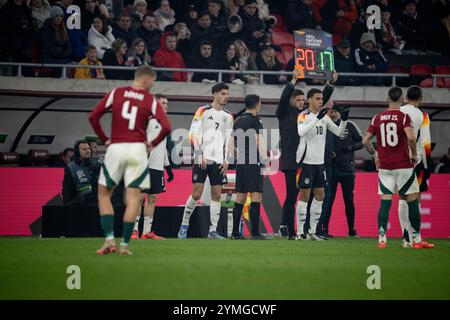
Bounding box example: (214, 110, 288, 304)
(232, 112, 264, 238)
(276, 81, 335, 238)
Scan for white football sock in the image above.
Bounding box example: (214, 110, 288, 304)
(133, 216, 140, 232)
(309, 199, 323, 235)
(296, 201, 307, 236)
(143, 216, 153, 234)
(209, 200, 221, 232)
(181, 195, 197, 226)
(398, 199, 411, 241)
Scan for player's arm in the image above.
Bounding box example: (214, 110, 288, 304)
(189, 107, 206, 168)
(325, 108, 349, 137)
(405, 126, 418, 167)
(363, 118, 379, 169)
(419, 112, 432, 170)
(88, 89, 115, 144)
(322, 70, 338, 104)
(255, 119, 268, 165)
(148, 98, 172, 148)
(298, 111, 322, 137)
(221, 114, 235, 175)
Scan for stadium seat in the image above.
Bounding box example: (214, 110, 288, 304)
(434, 65, 450, 75)
(388, 64, 408, 74)
(271, 13, 286, 32)
(272, 31, 294, 46)
(420, 78, 446, 88)
(27, 149, 50, 166)
(410, 64, 432, 76)
(0, 152, 20, 166)
(332, 34, 342, 47)
(280, 44, 294, 65)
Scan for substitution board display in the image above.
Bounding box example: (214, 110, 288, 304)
(294, 29, 334, 80)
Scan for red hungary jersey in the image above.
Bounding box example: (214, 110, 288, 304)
(367, 108, 413, 170)
(89, 86, 171, 147)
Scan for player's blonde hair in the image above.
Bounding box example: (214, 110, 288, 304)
(134, 65, 156, 79)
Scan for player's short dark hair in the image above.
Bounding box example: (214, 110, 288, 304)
(307, 88, 322, 99)
(388, 86, 403, 102)
(211, 82, 229, 94)
(406, 85, 423, 101)
(245, 94, 260, 109)
(155, 93, 168, 100)
(291, 89, 304, 98)
(135, 65, 156, 79)
(63, 148, 74, 156)
(143, 14, 156, 21)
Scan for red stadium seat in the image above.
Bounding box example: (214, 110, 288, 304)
(27, 149, 50, 166)
(271, 13, 286, 32)
(434, 65, 450, 75)
(410, 64, 432, 76)
(280, 44, 294, 67)
(419, 78, 446, 88)
(272, 31, 294, 46)
(332, 34, 342, 47)
(387, 64, 408, 74)
(0, 152, 20, 166)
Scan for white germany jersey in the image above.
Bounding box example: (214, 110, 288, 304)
(189, 105, 234, 163)
(400, 104, 431, 166)
(147, 117, 169, 171)
(296, 110, 347, 165)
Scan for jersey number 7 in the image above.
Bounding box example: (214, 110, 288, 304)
(122, 101, 138, 130)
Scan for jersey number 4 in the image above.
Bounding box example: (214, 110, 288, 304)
(380, 122, 398, 147)
(122, 101, 138, 130)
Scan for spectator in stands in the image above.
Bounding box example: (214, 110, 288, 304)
(136, 14, 162, 56)
(98, 0, 116, 19)
(312, 0, 357, 36)
(226, 0, 245, 16)
(88, 15, 115, 60)
(62, 140, 99, 206)
(396, 1, 427, 53)
(29, 0, 50, 30)
(81, 0, 101, 35)
(435, 147, 450, 173)
(214, 41, 240, 83)
(74, 44, 105, 79)
(170, 21, 191, 59)
(238, 0, 267, 52)
(153, 0, 175, 31)
(348, 6, 370, 49)
(208, 0, 228, 39)
(102, 38, 134, 79)
(285, 0, 316, 33)
(0, 0, 36, 63)
(53, 147, 74, 167)
(40, 6, 72, 63)
(131, 0, 148, 29)
(334, 38, 358, 85)
(188, 39, 218, 82)
(234, 39, 259, 84)
(256, 44, 286, 84)
(190, 11, 215, 48)
(112, 14, 137, 47)
(428, 8, 450, 56)
(153, 32, 188, 81)
(184, 4, 199, 30)
(222, 14, 243, 46)
(354, 32, 388, 85)
(255, 0, 277, 31)
(127, 37, 151, 66)
(334, 0, 358, 36)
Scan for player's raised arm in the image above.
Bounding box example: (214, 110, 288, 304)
(276, 68, 302, 119)
(322, 70, 338, 105)
(148, 97, 172, 147)
(325, 106, 349, 137)
(89, 89, 116, 144)
(297, 108, 327, 137)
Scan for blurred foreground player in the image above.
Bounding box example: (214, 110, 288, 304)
(230, 94, 269, 240)
(132, 93, 174, 240)
(399, 86, 432, 247)
(363, 87, 433, 249)
(89, 66, 171, 255)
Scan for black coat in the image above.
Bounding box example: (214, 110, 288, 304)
(238, 7, 266, 51)
(214, 55, 239, 83)
(396, 12, 426, 51)
(330, 119, 363, 174)
(334, 50, 359, 85)
(112, 24, 137, 47)
(188, 53, 218, 82)
(40, 19, 72, 63)
(276, 82, 335, 171)
(255, 55, 283, 85)
(285, 0, 315, 33)
(136, 27, 162, 56)
(102, 49, 133, 80)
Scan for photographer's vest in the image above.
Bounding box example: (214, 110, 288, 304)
(67, 161, 94, 195)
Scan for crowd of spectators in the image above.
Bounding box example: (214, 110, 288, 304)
(0, 0, 449, 85)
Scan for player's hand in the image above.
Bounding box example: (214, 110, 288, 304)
(146, 141, 154, 153)
(330, 70, 338, 84)
(374, 155, 380, 171)
(198, 154, 207, 170)
(104, 140, 111, 147)
(165, 166, 174, 182)
(341, 108, 350, 121)
(317, 108, 329, 120)
(219, 161, 228, 176)
(410, 155, 418, 167)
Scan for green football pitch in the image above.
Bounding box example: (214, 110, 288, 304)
(0, 237, 449, 300)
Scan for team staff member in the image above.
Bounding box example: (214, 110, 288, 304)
(319, 104, 363, 238)
(276, 68, 338, 240)
(230, 94, 269, 240)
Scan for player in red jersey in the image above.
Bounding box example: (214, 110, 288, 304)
(363, 87, 433, 249)
(89, 65, 172, 255)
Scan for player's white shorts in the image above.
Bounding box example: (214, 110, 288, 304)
(378, 168, 419, 196)
(99, 142, 150, 189)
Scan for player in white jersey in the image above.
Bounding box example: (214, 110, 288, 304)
(178, 82, 234, 240)
(132, 94, 174, 240)
(399, 86, 432, 247)
(295, 88, 349, 240)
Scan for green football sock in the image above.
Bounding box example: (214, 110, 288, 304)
(377, 199, 392, 236)
(122, 221, 135, 245)
(408, 199, 421, 236)
(100, 214, 114, 239)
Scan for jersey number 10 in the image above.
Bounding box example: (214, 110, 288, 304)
(380, 122, 398, 147)
(122, 101, 138, 130)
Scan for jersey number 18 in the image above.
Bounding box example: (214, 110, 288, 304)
(380, 122, 398, 147)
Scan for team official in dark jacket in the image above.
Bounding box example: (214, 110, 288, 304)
(276, 68, 337, 239)
(319, 104, 363, 237)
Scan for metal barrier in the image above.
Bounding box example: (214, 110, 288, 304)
(0, 61, 448, 88)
